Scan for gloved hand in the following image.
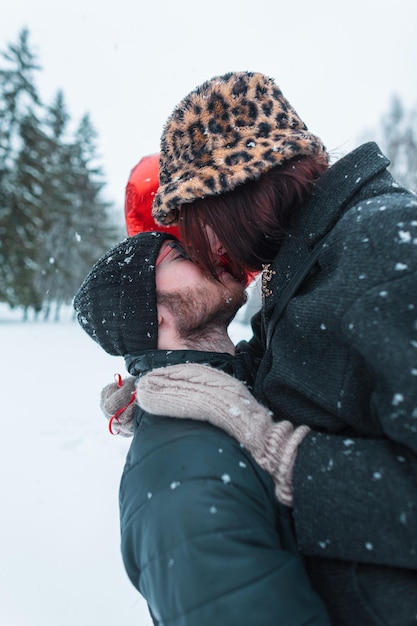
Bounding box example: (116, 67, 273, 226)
(136, 363, 309, 507)
(100, 375, 137, 437)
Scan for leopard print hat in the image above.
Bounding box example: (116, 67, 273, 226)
(152, 71, 327, 226)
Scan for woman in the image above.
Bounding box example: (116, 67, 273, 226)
(138, 71, 417, 625)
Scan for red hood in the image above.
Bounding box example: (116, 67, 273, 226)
(125, 153, 180, 239)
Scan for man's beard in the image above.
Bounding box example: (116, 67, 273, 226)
(157, 280, 247, 347)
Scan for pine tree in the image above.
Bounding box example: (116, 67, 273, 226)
(38, 105, 122, 320)
(65, 113, 122, 308)
(0, 30, 122, 318)
(8, 111, 55, 312)
(33, 90, 74, 319)
(0, 29, 44, 310)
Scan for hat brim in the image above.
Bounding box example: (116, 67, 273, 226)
(152, 128, 326, 226)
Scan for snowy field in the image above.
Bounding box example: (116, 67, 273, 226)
(0, 304, 253, 626)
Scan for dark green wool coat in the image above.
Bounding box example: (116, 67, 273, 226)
(240, 142, 417, 625)
(120, 351, 330, 625)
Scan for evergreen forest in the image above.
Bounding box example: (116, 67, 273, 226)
(0, 29, 123, 320)
(1, 30, 416, 321)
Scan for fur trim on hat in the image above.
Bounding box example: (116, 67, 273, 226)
(152, 71, 327, 226)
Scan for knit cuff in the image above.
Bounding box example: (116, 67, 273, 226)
(271, 425, 310, 507)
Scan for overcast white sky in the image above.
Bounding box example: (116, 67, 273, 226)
(2, 0, 417, 215)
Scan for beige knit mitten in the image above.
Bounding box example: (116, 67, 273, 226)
(100, 375, 137, 437)
(136, 363, 309, 507)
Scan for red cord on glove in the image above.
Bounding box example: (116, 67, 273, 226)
(108, 374, 137, 435)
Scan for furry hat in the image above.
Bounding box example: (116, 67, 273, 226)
(152, 71, 327, 226)
(73, 232, 175, 356)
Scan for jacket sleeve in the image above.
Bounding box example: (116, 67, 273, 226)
(119, 412, 330, 626)
(293, 261, 417, 569)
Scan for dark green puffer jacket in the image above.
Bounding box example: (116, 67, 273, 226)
(120, 351, 330, 625)
(239, 143, 417, 625)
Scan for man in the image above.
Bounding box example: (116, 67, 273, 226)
(73, 231, 330, 625)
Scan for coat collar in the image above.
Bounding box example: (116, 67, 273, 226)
(292, 141, 390, 245)
(262, 142, 390, 313)
(125, 349, 257, 389)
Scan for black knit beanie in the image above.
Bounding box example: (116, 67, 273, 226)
(73, 232, 175, 356)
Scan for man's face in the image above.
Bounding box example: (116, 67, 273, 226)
(155, 239, 247, 339)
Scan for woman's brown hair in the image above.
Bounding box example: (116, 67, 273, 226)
(178, 154, 329, 284)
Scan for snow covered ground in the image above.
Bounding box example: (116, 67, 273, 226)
(0, 305, 253, 626)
